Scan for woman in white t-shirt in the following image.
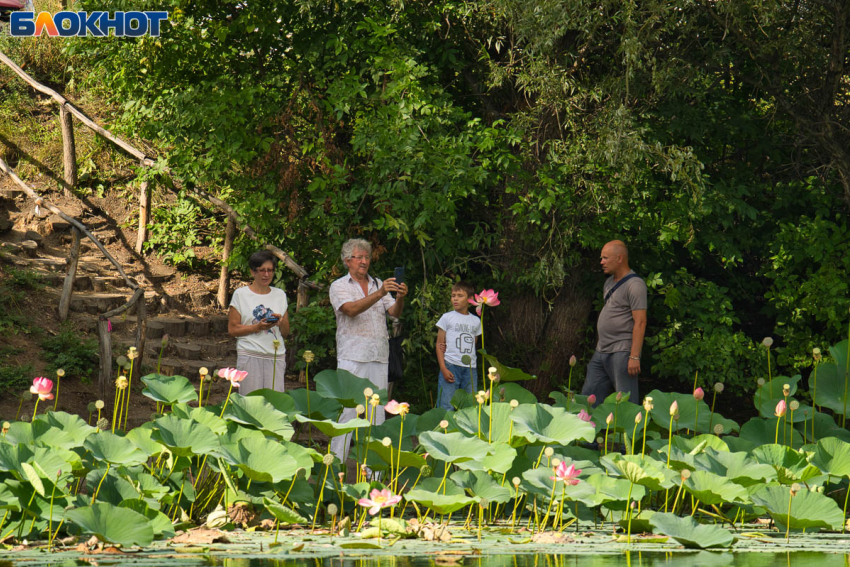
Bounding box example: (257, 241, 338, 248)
(227, 250, 290, 393)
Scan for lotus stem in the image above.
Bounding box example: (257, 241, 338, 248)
(539, 479, 558, 533)
(767, 349, 773, 397)
(843, 480, 850, 534)
(603, 423, 610, 457)
(789, 406, 794, 449)
(32, 398, 40, 422)
(116, 387, 126, 433)
(693, 403, 700, 438)
(671, 480, 686, 514)
(641, 409, 649, 457)
(626, 481, 635, 544)
(111, 385, 121, 433)
(630, 419, 639, 455)
(787, 491, 794, 541)
(803, 411, 808, 445)
(47, 476, 57, 552)
(92, 462, 110, 503)
(156, 342, 165, 376)
(172, 480, 185, 522)
(18, 489, 37, 539)
(488, 390, 494, 444)
(510, 483, 521, 533)
(775, 415, 781, 445)
(272, 344, 279, 391)
(198, 376, 204, 407)
(566, 366, 574, 410)
(783, 392, 789, 446)
(14, 395, 24, 421)
(708, 390, 718, 433)
(554, 483, 567, 531)
(395, 415, 405, 494)
(534, 446, 547, 469)
(665, 415, 674, 468)
(813, 360, 820, 415)
(219, 383, 234, 418)
(54, 377, 60, 412)
(306, 362, 312, 444)
(477, 401, 482, 440)
(311, 454, 332, 532)
(844, 320, 850, 428)
(123, 358, 135, 431)
(205, 378, 214, 407)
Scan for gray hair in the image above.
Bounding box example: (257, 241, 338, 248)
(341, 238, 372, 262)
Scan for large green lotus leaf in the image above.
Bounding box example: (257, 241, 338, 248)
(751, 444, 821, 484)
(44, 411, 97, 445)
(497, 383, 537, 405)
(581, 473, 646, 509)
(417, 477, 466, 495)
(369, 415, 420, 448)
(247, 389, 297, 418)
(5, 420, 76, 450)
(263, 497, 307, 524)
(216, 436, 299, 483)
(645, 390, 739, 434)
(694, 448, 777, 487)
(279, 440, 320, 479)
(649, 435, 729, 470)
(31, 447, 81, 479)
(510, 404, 595, 445)
(0, 482, 22, 512)
(0, 443, 33, 473)
(219, 422, 267, 445)
(451, 389, 477, 410)
(752, 485, 845, 531)
(478, 443, 517, 474)
(418, 431, 491, 464)
(453, 403, 513, 444)
(601, 454, 676, 491)
(84, 469, 140, 506)
(521, 462, 595, 499)
(591, 401, 642, 435)
(739, 418, 804, 449)
(415, 408, 451, 434)
(171, 403, 228, 435)
(118, 499, 175, 538)
(21, 462, 44, 496)
(314, 369, 387, 408)
(67, 502, 153, 547)
(84, 432, 148, 466)
(223, 394, 294, 439)
(140, 373, 197, 404)
(404, 488, 476, 515)
(294, 415, 370, 438)
(678, 469, 748, 506)
(134, 473, 170, 501)
(811, 437, 850, 478)
(753, 375, 801, 416)
(151, 415, 220, 458)
(650, 512, 735, 549)
(480, 353, 535, 382)
(450, 470, 512, 504)
(364, 440, 426, 471)
(801, 411, 850, 444)
(125, 425, 166, 457)
(286, 388, 342, 421)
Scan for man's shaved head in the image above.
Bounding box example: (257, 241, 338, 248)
(603, 240, 628, 260)
(600, 240, 630, 277)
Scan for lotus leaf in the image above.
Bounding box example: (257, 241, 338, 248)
(220, 421, 267, 444)
(140, 373, 197, 404)
(645, 390, 739, 434)
(601, 454, 676, 491)
(134, 473, 170, 501)
(216, 436, 300, 483)
(521, 466, 596, 503)
(67, 502, 154, 547)
(804, 411, 850, 443)
(171, 403, 228, 434)
(510, 404, 595, 445)
(739, 417, 804, 448)
(5, 420, 76, 450)
(84, 469, 140, 506)
(450, 470, 512, 503)
(247, 389, 297, 417)
(279, 440, 320, 479)
(415, 408, 452, 434)
(650, 512, 735, 548)
(693, 448, 777, 487)
(752, 485, 845, 531)
(151, 414, 220, 457)
(580, 473, 646, 509)
(364, 440, 426, 470)
(404, 488, 476, 515)
(31, 447, 81, 480)
(751, 444, 821, 484)
(369, 415, 420, 447)
(418, 476, 465, 495)
(21, 462, 44, 496)
(125, 425, 167, 457)
(44, 411, 97, 445)
(478, 442, 517, 474)
(314, 369, 387, 408)
(119, 499, 175, 538)
(753, 375, 801, 417)
(0, 443, 33, 473)
(481, 353, 535, 382)
(453, 403, 513, 444)
(223, 394, 295, 439)
(0, 482, 22, 512)
(84, 431, 148, 466)
(263, 497, 308, 524)
(294, 414, 371, 438)
(811, 437, 850, 478)
(497, 383, 537, 404)
(451, 389, 477, 410)
(591, 401, 642, 435)
(418, 431, 491, 464)
(678, 469, 748, 505)
(287, 388, 342, 420)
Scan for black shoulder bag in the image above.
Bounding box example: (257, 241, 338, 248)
(604, 273, 639, 303)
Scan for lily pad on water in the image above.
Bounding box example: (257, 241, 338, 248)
(751, 485, 845, 531)
(418, 431, 491, 464)
(84, 431, 148, 466)
(151, 414, 220, 458)
(140, 373, 197, 405)
(650, 512, 735, 549)
(67, 502, 154, 547)
(510, 404, 595, 445)
(314, 369, 387, 407)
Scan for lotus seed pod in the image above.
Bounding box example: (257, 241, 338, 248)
(116, 376, 128, 389)
(96, 417, 109, 431)
(790, 483, 801, 496)
(488, 367, 497, 376)
(569, 355, 577, 367)
(713, 424, 724, 435)
(322, 454, 335, 466)
(439, 419, 449, 429)
(161, 334, 169, 347)
(634, 412, 642, 424)
(510, 399, 519, 408)
(127, 348, 138, 360)
(364, 387, 374, 398)
(789, 400, 800, 411)
(714, 382, 724, 393)
(200, 367, 209, 377)
(1, 422, 8, 431)
(87, 402, 96, 413)
(783, 384, 791, 395)
(56, 368, 65, 378)
(813, 347, 822, 361)
(382, 437, 393, 447)
(95, 400, 105, 409)
(551, 458, 561, 468)
(669, 400, 679, 417)
(544, 447, 554, 458)
(370, 394, 380, 406)
(296, 467, 307, 479)
(272, 339, 281, 350)
(479, 498, 489, 509)
(420, 465, 432, 476)
(355, 404, 366, 416)
(681, 469, 691, 480)
(643, 397, 654, 412)
(327, 503, 338, 516)
(116, 356, 128, 368)
(512, 477, 521, 487)
(762, 337, 773, 348)
(757, 378, 765, 386)
(596, 437, 604, 444)
(303, 350, 315, 363)
(817, 486, 825, 493)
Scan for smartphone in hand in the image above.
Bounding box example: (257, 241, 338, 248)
(394, 266, 405, 285)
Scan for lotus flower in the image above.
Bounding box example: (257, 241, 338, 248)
(384, 400, 410, 415)
(775, 399, 787, 417)
(30, 377, 54, 401)
(549, 461, 582, 485)
(358, 488, 402, 516)
(569, 355, 577, 367)
(606, 413, 614, 425)
(218, 367, 248, 388)
(669, 400, 679, 417)
(469, 289, 500, 316)
(693, 387, 704, 401)
(577, 409, 596, 428)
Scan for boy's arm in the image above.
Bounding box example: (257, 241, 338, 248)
(436, 328, 454, 383)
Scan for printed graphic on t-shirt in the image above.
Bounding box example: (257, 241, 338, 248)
(456, 333, 475, 354)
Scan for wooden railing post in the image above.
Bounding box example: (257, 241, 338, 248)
(58, 227, 81, 321)
(97, 316, 112, 400)
(59, 105, 77, 195)
(218, 215, 236, 308)
(134, 293, 147, 381)
(135, 177, 151, 255)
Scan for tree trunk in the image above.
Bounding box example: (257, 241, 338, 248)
(59, 106, 77, 195)
(97, 317, 112, 400)
(218, 215, 236, 308)
(58, 227, 81, 321)
(135, 179, 151, 255)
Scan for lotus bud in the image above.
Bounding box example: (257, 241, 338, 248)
(327, 503, 338, 516)
(630, 501, 637, 509)
(757, 378, 766, 387)
(356, 404, 366, 416)
(762, 337, 773, 348)
(569, 355, 577, 367)
(322, 454, 335, 466)
(789, 400, 800, 411)
(95, 400, 104, 409)
(56, 368, 65, 378)
(693, 387, 704, 401)
(96, 417, 109, 431)
(272, 339, 281, 350)
(510, 399, 519, 408)
(681, 469, 691, 480)
(338, 472, 345, 483)
(714, 382, 724, 393)
(439, 419, 449, 429)
(420, 465, 432, 476)
(551, 458, 561, 468)
(670, 400, 679, 417)
(475, 393, 485, 404)
(382, 437, 393, 447)
(790, 483, 801, 496)
(161, 334, 169, 348)
(544, 447, 554, 458)
(775, 399, 787, 418)
(303, 350, 315, 363)
(616, 392, 623, 402)
(512, 477, 521, 487)
(813, 347, 822, 361)
(587, 394, 596, 405)
(634, 412, 642, 424)
(713, 424, 724, 435)
(606, 413, 614, 425)
(364, 387, 374, 398)
(783, 384, 791, 396)
(199, 367, 209, 378)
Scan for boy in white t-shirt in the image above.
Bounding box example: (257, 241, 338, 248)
(435, 281, 482, 410)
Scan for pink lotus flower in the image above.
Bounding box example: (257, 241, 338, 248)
(30, 377, 54, 401)
(218, 367, 248, 388)
(693, 387, 705, 401)
(587, 394, 596, 406)
(669, 400, 679, 416)
(550, 461, 582, 485)
(469, 289, 500, 316)
(577, 408, 596, 428)
(775, 399, 787, 418)
(569, 355, 577, 367)
(384, 400, 410, 415)
(358, 488, 402, 516)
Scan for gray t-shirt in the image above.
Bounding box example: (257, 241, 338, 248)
(596, 270, 647, 353)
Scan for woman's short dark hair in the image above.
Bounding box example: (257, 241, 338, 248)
(248, 250, 278, 270)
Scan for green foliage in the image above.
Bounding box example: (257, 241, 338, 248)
(289, 302, 337, 370)
(40, 324, 98, 383)
(0, 363, 34, 392)
(144, 191, 210, 268)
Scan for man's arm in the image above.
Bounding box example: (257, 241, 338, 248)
(338, 278, 406, 318)
(436, 328, 454, 382)
(387, 283, 407, 318)
(627, 309, 647, 376)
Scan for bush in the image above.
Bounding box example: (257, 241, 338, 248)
(0, 363, 34, 393)
(41, 324, 98, 383)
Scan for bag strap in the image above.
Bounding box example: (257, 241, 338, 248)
(604, 273, 639, 303)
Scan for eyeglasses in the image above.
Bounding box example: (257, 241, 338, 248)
(253, 268, 275, 274)
(349, 255, 370, 261)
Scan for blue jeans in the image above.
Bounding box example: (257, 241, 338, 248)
(581, 351, 639, 407)
(437, 364, 477, 410)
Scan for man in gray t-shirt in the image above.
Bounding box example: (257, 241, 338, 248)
(581, 240, 647, 406)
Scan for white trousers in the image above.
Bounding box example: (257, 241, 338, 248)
(236, 351, 286, 395)
(329, 359, 388, 463)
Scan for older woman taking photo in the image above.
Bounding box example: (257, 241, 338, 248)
(228, 250, 291, 394)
